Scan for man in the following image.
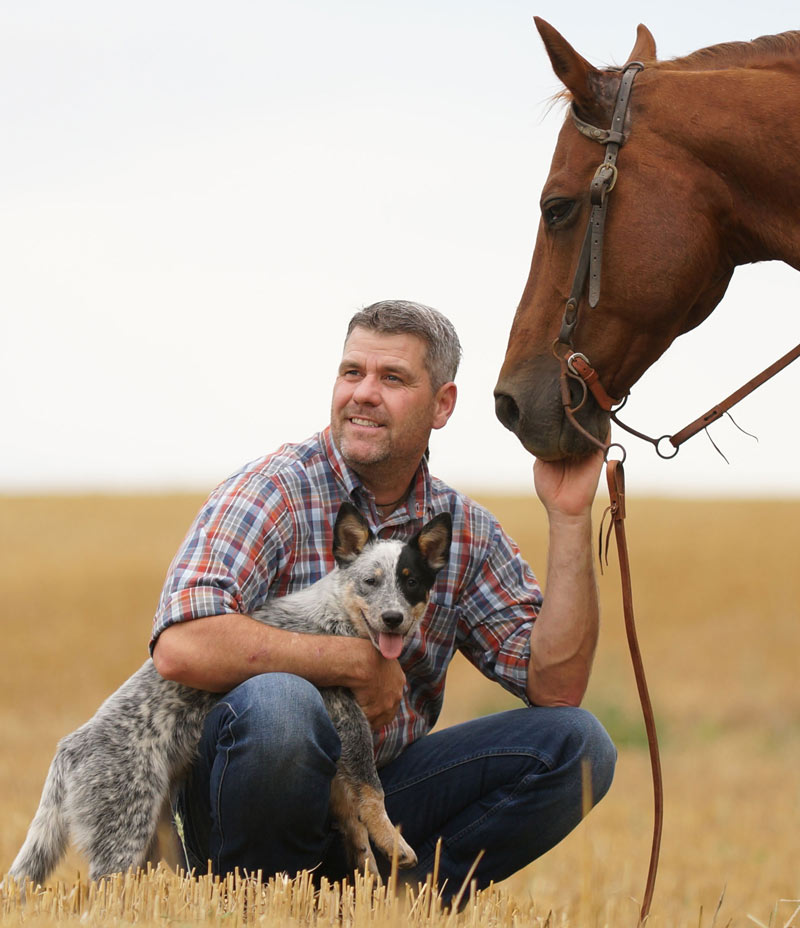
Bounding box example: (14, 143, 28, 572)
(152, 300, 615, 899)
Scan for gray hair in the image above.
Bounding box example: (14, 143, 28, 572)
(345, 300, 462, 390)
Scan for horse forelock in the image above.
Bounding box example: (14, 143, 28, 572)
(654, 30, 800, 72)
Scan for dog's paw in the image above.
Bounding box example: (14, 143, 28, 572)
(354, 843, 380, 877)
(394, 832, 417, 870)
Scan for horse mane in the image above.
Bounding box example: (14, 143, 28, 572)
(653, 30, 800, 72)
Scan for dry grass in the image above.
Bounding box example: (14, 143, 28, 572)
(1, 493, 798, 927)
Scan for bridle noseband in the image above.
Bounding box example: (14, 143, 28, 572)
(554, 61, 644, 457)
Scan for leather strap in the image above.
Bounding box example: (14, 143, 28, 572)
(668, 341, 800, 449)
(611, 340, 800, 456)
(606, 460, 663, 924)
(565, 352, 621, 411)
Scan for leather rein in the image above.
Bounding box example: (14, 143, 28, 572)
(554, 60, 800, 924)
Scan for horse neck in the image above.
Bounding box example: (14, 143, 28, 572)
(650, 65, 800, 271)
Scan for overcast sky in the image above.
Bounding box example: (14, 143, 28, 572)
(3, 0, 799, 497)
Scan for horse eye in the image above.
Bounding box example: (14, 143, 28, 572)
(542, 198, 575, 227)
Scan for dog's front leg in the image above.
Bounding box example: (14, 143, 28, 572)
(328, 775, 379, 876)
(322, 688, 417, 871)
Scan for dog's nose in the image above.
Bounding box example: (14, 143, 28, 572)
(381, 611, 403, 629)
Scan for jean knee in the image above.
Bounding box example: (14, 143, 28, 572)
(563, 707, 617, 802)
(212, 673, 341, 775)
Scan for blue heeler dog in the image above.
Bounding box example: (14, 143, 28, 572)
(7, 502, 452, 887)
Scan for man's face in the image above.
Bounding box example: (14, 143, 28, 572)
(330, 327, 454, 478)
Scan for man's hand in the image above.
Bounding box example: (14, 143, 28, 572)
(348, 640, 407, 729)
(533, 447, 605, 519)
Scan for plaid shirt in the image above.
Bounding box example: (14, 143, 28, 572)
(152, 428, 542, 767)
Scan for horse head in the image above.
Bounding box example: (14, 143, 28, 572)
(494, 19, 741, 460)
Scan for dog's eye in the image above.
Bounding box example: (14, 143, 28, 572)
(363, 577, 377, 586)
(405, 577, 417, 589)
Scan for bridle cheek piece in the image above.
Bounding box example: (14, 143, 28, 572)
(553, 60, 644, 458)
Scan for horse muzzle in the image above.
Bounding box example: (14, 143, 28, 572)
(494, 356, 610, 460)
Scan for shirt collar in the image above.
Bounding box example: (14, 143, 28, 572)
(321, 426, 433, 524)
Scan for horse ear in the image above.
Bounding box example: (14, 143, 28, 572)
(534, 17, 601, 113)
(626, 23, 657, 64)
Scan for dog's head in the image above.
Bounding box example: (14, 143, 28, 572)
(332, 502, 452, 659)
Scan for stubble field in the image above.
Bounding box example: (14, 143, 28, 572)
(0, 492, 798, 927)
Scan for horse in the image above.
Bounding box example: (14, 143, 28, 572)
(494, 18, 800, 461)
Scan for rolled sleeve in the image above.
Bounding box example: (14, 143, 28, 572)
(150, 474, 291, 651)
(456, 520, 542, 702)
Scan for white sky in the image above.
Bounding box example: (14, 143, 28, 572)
(3, 0, 799, 497)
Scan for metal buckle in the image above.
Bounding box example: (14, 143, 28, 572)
(566, 351, 590, 376)
(594, 162, 618, 192)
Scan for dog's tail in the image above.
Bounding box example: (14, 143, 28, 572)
(6, 750, 69, 889)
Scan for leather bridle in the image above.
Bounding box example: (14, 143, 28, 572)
(552, 55, 800, 926)
(551, 61, 664, 926)
(552, 61, 643, 460)
(554, 60, 800, 463)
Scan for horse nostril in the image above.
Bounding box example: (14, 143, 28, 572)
(494, 393, 520, 433)
(382, 611, 403, 629)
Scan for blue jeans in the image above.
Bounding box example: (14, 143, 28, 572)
(177, 673, 616, 902)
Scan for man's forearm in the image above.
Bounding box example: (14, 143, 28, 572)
(152, 613, 372, 693)
(527, 511, 599, 707)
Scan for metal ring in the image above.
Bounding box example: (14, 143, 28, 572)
(604, 442, 627, 464)
(566, 351, 590, 376)
(656, 436, 680, 459)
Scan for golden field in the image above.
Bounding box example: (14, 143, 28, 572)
(0, 492, 798, 927)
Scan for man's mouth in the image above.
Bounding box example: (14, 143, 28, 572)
(349, 416, 383, 429)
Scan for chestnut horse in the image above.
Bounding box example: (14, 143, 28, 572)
(495, 19, 800, 461)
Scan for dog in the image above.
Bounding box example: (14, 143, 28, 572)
(6, 502, 452, 888)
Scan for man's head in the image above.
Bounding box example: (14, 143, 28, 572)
(331, 301, 460, 495)
(344, 301, 462, 392)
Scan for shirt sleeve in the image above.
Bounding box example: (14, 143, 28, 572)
(150, 473, 293, 651)
(454, 514, 542, 703)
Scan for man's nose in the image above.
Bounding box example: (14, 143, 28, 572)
(352, 374, 381, 404)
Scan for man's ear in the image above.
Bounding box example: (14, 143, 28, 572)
(432, 382, 457, 431)
(333, 502, 373, 567)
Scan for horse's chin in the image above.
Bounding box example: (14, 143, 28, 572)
(509, 411, 607, 461)
(494, 363, 609, 461)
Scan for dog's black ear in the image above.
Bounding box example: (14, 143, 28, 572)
(333, 502, 374, 567)
(413, 512, 452, 572)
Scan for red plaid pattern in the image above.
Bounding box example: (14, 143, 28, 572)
(152, 428, 541, 767)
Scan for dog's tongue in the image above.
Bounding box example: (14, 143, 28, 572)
(378, 632, 404, 660)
